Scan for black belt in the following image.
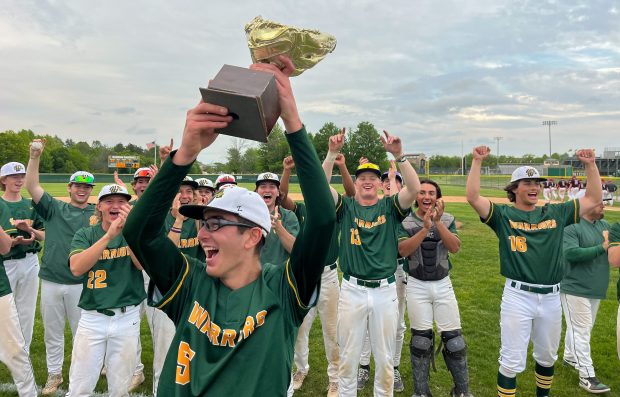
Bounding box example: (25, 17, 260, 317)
(343, 274, 396, 288)
(96, 306, 131, 317)
(4, 252, 36, 261)
(325, 262, 337, 271)
(510, 281, 558, 295)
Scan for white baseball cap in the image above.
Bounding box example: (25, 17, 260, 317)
(98, 184, 132, 201)
(256, 172, 280, 187)
(196, 178, 215, 190)
(179, 186, 271, 236)
(69, 171, 95, 186)
(510, 166, 547, 183)
(215, 174, 237, 189)
(0, 162, 26, 177)
(180, 176, 198, 189)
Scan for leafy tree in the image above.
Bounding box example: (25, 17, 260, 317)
(311, 122, 341, 163)
(258, 124, 290, 172)
(343, 122, 388, 174)
(241, 148, 261, 173)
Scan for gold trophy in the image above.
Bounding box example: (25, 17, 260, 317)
(200, 16, 336, 142)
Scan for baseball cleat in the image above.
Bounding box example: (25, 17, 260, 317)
(292, 371, 307, 390)
(41, 373, 63, 395)
(326, 381, 338, 397)
(128, 371, 145, 392)
(393, 368, 404, 392)
(357, 366, 370, 390)
(579, 377, 610, 394)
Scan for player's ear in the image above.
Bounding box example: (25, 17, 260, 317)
(243, 227, 264, 251)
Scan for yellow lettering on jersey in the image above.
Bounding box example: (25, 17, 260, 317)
(242, 315, 255, 339)
(199, 312, 212, 334)
(353, 216, 387, 230)
(509, 219, 558, 232)
(110, 248, 118, 258)
(180, 239, 188, 248)
(256, 310, 267, 327)
(221, 329, 237, 347)
(99, 246, 131, 260)
(175, 341, 195, 385)
(101, 250, 110, 260)
(209, 322, 221, 346)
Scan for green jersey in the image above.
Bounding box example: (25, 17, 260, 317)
(260, 206, 299, 267)
(0, 201, 14, 297)
(1, 197, 44, 260)
(294, 201, 339, 266)
(608, 223, 620, 300)
(124, 127, 336, 396)
(165, 214, 202, 260)
(33, 192, 97, 284)
(483, 200, 579, 285)
(561, 218, 610, 299)
(70, 224, 145, 310)
(336, 194, 409, 280)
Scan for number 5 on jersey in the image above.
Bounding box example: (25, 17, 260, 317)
(176, 341, 196, 385)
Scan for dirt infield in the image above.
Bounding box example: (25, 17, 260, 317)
(58, 194, 619, 211)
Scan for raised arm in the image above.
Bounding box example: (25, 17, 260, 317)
(466, 146, 492, 219)
(322, 130, 345, 203)
(576, 149, 602, 217)
(25, 139, 46, 204)
(279, 156, 297, 211)
(381, 130, 420, 208)
(124, 100, 232, 295)
(335, 153, 356, 197)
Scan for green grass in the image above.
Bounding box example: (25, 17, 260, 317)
(1, 196, 619, 396)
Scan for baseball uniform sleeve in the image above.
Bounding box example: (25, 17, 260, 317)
(560, 199, 580, 227)
(123, 151, 190, 296)
(69, 227, 91, 258)
(481, 201, 501, 230)
(609, 223, 620, 247)
(32, 192, 56, 221)
(284, 127, 336, 309)
(563, 223, 606, 263)
(282, 209, 300, 238)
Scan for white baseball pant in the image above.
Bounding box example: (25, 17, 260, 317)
(569, 187, 580, 199)
(66, 305, 141, 397)
(406, 276, 461, 331)
(550, 188, 558, 200)
(40, 279, 82, 375)
(338, 276, 398, 397)
(293, 264, 340, 383)
(135, 271, 175, 396)
(543, 188, 551, 202)
(499, 279, 561, 376)
(561, 293, 600, 378)
(558, 188, 566, 201)
(4, 253, 39, 350)
(0, 293, 37, 397)
(617, 303, 620, 361)
(360, 264, 407, 367)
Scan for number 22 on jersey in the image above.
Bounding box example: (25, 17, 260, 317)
(86, 270, 107, 289)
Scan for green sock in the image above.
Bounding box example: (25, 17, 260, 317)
(497, 371, 516, 397)
(535, 362, 554, 397)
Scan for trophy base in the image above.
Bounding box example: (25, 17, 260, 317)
(200, 65, 281, 143)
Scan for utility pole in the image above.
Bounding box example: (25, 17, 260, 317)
(493, 136, 503, 172)
(542, 120, 557, 157)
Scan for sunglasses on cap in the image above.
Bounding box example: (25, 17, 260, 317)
(134, 169, 151, 178)
(72, 174, 95, 184)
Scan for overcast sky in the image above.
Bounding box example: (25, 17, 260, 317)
(1, 0, 619, 165)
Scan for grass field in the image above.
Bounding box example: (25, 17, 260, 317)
(1, 185, 619, 396)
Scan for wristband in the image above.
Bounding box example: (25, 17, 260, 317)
(170, 227, 182, 234)
(395, 155, 407, 163)
(325, 151, 338, 162)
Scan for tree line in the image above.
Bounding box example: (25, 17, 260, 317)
(1, 125, 569, 176)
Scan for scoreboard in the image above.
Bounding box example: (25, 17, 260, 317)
(108, 155, 140, 169)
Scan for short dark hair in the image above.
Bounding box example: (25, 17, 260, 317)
(504, 181, 519, 202)
(414, 179, 442, 207)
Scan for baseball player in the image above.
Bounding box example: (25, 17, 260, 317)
(195, 178, 216, 204)
(25, 139, 97, 395)
(323, 129, 420, 397)
(569, 176, 581, 200)
(215, 174, 237, 190)
(549, 179, 558, 201)
(123, 55, 336, 396)
(557, 179, 568, 202)
(66, 184, 145, 397)
(0, 199, 38, 397)
(607, 224, 620, 362)
(561, 201, 611, 393)
(255, 171, 299, 267)
(465, 146, 602, 397)
(358, 164, 408, 393)
(166, 176, 202, 260)
(399, 179, 472, 397)
(542, 179, 552, 203)
(282, 153, 353, 396)
(602, 179, 615, 206)
(0, 162, 45, 351)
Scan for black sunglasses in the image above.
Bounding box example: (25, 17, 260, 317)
(201, 217, 254, 232)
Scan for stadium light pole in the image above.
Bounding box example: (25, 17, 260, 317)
(542, 120, 557, 157)
(493, 136, 503, 172)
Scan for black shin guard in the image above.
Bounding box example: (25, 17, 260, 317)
(410, 328, 434, 397)
(441, 330, 470, 395)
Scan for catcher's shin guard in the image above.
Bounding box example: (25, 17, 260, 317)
(441, 330, 471, 396)
(410, 328, 434, 397)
